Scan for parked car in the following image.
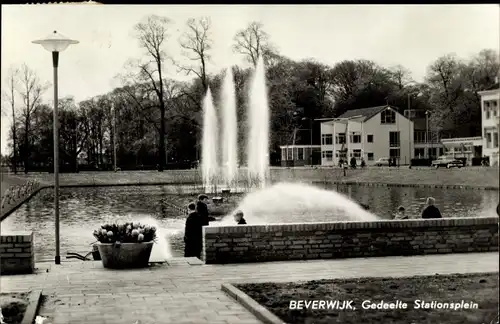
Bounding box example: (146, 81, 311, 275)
(375, 157, 391, 166)
(431, 156, 464, 169)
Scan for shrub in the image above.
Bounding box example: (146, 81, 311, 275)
(93, 222, 157, 244)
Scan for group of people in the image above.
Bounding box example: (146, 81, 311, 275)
(393, 197, 443, 220)
(183, 194, 247, 258)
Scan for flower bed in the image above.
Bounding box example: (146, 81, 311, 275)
(235, 273, 499, 324)
(0, 292, 28, 324)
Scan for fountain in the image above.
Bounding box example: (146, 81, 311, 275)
(221, 67, 238, 187)
(201, 57, 270, 192)
(247, 56, 270, 187)
(201, 87, 219, 192)
(219, 182, 378, 225)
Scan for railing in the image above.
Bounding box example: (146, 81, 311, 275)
(1, 180, 41, 212)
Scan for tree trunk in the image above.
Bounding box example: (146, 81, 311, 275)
(157, 58, 166, 172)
(24, 119, 29, 174)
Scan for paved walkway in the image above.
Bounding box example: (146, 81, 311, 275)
(1, 253, 498, 324)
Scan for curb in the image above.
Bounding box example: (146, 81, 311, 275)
(312, 181, 498, 191)
(221, 283, 285, 324)
(21, 289, 42, 324)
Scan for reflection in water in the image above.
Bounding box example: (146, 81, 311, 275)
(1, 184, 497, 261)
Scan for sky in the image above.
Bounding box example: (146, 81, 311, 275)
(1, 4, 499, 155)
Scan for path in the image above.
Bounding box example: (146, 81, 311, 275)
(1, 253, 498, 324)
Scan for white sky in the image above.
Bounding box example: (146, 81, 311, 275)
(1, 4, 499, 154)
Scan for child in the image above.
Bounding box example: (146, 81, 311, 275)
(234, 210, 247, 225)
(393, 206, 408, 220)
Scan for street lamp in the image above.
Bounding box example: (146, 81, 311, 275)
(425, 110, 430, 158)
(32, 31, 79, 265)
(407, 92, 423, 164)
(302, 117, 313, 165)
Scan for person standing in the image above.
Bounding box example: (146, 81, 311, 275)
(196, 194, 210, 226)
(184, 203, 202, 258)
(421, 197, 442, 219)
(233, 210, 247, 225)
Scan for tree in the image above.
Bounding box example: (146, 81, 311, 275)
(2, 67, 19, 173)
(233, 21, 276, 67)
(131, 15, 173, 171)
(17, 64, 48, 173)
(177, 17, 213, 93)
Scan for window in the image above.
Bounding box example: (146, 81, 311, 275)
(350, 133, 361, 143)
(322, 150, 333, 161)
(486, 107, 491, 119)
(337, 150, 347, 159)
(404, 110, 416, 119)
(414, 148, 425, 158)
(389, 148, 400, 158)
(293, 148, 298, 160)
(381, 109, 396, 124)
(486, 133, 492, 148)
(352, 149, 362, 158)
(298, 148, 304, 160)
(336, 133, 346, 144)
(494, 133, 499, 148)
(287, 148, 293, 160)
(389, 131, 400, 147)
(321, 134, 333, 145)
(367, 153, 374, 161)
(414, 130, 425, 143)
(367, 134, 373, 143)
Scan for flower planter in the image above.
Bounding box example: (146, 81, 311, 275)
(97, 242, 153, 269)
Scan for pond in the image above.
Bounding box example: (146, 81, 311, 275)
(1, 184, 497, 261)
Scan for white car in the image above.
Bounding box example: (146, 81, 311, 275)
(375, 157, 391, 166)
(431, 156, 464, 169)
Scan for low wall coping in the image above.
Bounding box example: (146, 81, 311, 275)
(0, 231, 34, 236)
(204, 217, 499, 234)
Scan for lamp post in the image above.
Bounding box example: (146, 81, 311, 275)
(113, 103, 117, 172)
(302, 117, 313, 165)
(33, 31, 78, 265)
(425, 110, 429, 158)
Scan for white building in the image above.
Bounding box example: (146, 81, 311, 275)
(478, 84, 499, 166)
(319, 105, 414, 166)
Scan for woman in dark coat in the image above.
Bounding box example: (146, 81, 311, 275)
(184, 203, 203, 258)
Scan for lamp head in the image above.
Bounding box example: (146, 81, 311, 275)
(32, 30, 79, 52)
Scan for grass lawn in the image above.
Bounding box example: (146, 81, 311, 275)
(236, 273, 499, 324)
(2, 166, 498, 189)
(0, 292, 29, 324)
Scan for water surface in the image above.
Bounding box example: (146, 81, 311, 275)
(2, 184, 496, 261)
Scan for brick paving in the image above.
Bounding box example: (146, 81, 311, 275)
(1, 252, 498, 324)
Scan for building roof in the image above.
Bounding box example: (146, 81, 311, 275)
(485, 83, 499, 91)
(337, 105, 395, 122)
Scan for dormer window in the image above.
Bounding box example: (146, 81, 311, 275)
(381, 109, 396, 124)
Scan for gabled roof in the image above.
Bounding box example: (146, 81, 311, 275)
(337, 105, 397, 122)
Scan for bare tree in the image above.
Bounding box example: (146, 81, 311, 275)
(2, 67, 19, 173)
(18, 64, 48, 173)
(131, 15, 172, 171)
(176, 17, 213, 93)
(233, 21, 276, 67)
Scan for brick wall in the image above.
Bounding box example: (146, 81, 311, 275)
(0, 232, 35, 275)
(203, 217, 499, 264)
